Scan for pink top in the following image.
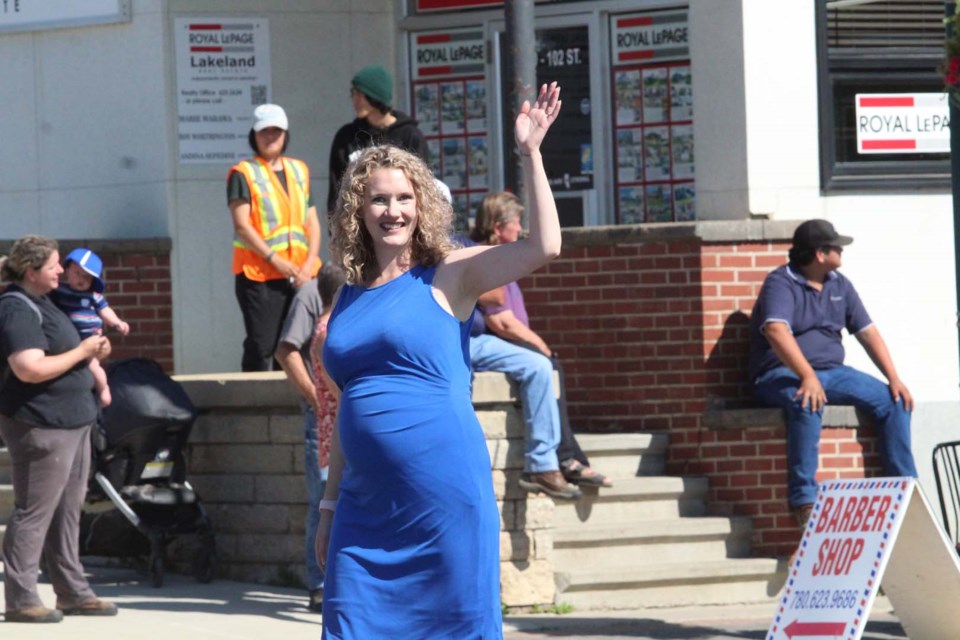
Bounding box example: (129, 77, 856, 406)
(310, 316, 338, 467)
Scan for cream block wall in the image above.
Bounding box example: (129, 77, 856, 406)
(822, 199, 958, 403)
(0, 1, 169, 237)
(688, 0, 748, 219)
(740, 0, 822, 217)
(0, 1, 398, 374)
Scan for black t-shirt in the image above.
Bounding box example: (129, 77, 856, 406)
(0, 286, 98, 429)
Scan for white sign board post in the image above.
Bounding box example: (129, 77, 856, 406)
(174, 17, 271, 164)
(767, 478, 960, 640)
(855, 93, 949, 154)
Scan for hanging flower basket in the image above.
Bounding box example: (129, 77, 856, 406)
(942, 5, 960, 106)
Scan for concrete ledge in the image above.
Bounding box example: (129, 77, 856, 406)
(702, 405, 870, 430)
(175, 370, 553, 410)
(175, 372, 298, 410)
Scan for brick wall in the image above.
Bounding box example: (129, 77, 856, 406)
(1, 238, 174, 371)
(521, 224, 885, 557)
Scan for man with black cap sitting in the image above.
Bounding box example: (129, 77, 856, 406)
(748, 219, 917, 530)
(326, 64, 429, 214)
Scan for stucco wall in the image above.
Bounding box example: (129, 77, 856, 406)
(2, 0, 957, 405)
(166, 0, 396, 373)
(0, 0, 397, 374)
(0, 2, 168, 238)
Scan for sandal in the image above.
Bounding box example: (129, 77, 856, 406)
(560, 459, 613, 488)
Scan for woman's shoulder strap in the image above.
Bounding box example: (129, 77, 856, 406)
(0, 291, 42, 324)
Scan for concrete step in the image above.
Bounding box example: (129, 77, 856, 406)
(574, 432, 668, 478)
(555, 557, 788, 609)
(473, 371, 552, 405)
(0, 483, 12, 523)
(0, 447, 10, 483)
(553, 516, 754, 571)
(0, 483, 12, 504)
(553, 476, 709, 525)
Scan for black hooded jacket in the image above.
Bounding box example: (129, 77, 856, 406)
(326, 111, 430, 213)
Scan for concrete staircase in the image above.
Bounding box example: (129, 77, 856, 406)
(551, 432, 787, 609)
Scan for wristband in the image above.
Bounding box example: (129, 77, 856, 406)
(319, 499, 337, 513)
(265, 250, 276, 261)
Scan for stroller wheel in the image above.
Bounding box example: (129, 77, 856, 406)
(193, 529, 217, 583)
(193, 549, 217, 584)
(149, 534, 166, 588)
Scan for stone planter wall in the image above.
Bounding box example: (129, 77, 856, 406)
(175, 371, 557, 606)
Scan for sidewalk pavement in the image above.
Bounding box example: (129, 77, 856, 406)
(1, 562, 908, 640)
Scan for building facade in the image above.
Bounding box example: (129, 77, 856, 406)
(1, 0, 957, 523)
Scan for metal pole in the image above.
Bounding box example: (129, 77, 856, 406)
(949, 2, 960, 381)
(504, 0, 536, 207)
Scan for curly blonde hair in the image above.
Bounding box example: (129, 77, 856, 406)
(330, 145, 455, 285)
(470, 192, 524, 246)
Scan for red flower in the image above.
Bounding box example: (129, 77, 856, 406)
(950, 56, 960, 72)
(947, 72, 959, 86)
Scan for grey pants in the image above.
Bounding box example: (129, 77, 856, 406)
(0, 416, 96, 611)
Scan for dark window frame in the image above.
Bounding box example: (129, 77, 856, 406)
(815, 0, 950, 192)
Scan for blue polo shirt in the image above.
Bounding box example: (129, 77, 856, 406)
(748, 264, 873, 382)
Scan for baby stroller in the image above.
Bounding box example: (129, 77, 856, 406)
(81, 358, 216, 587)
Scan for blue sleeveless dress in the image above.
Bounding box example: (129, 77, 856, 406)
(322, 264, 503, 639)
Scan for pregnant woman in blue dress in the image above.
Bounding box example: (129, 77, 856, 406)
(315, 82, 563, 639)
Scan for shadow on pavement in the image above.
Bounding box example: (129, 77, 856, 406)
(2, 564, 322, 628)
(505, 616, 907, 640)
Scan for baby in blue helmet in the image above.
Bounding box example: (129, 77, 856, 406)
(49, 248, 130, 407)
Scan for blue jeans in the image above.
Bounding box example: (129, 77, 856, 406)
(469, 334, 560, 472)
(754, 365, 917, 509)
(303, 404, 328, 592)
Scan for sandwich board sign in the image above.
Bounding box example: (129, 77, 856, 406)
(767, 478, 960, 640)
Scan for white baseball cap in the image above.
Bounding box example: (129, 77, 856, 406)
(252, 103, 288, 132)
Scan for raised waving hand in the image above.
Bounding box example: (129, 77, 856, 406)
(515, 82, 561, 156)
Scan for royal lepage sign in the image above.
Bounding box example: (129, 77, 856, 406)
(855, 94, 949, 154)
(767, 478, 913, 640)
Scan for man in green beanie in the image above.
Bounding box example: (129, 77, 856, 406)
(326, 64, 430, 214)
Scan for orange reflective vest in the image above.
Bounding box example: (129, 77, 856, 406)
(229, 156, 320, 282)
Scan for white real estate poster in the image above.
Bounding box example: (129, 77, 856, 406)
(174, 17, 271, 164)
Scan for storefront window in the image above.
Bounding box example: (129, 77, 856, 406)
(403, 1, 695, 228)
(501, 24, 593, 227)
(609, 9, 694, 223)
(411, 28, 490, 232)
(817, 0, 948, 190)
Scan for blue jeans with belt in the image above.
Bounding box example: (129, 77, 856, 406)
(469, 334, 560, 473)
(754, 364, 917, 509)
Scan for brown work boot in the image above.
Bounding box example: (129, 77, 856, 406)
(5, 606, 64, 623)
(519, 471, 582, 500)
(56, 597, 118, 617)
(793, 504, 814, 530)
